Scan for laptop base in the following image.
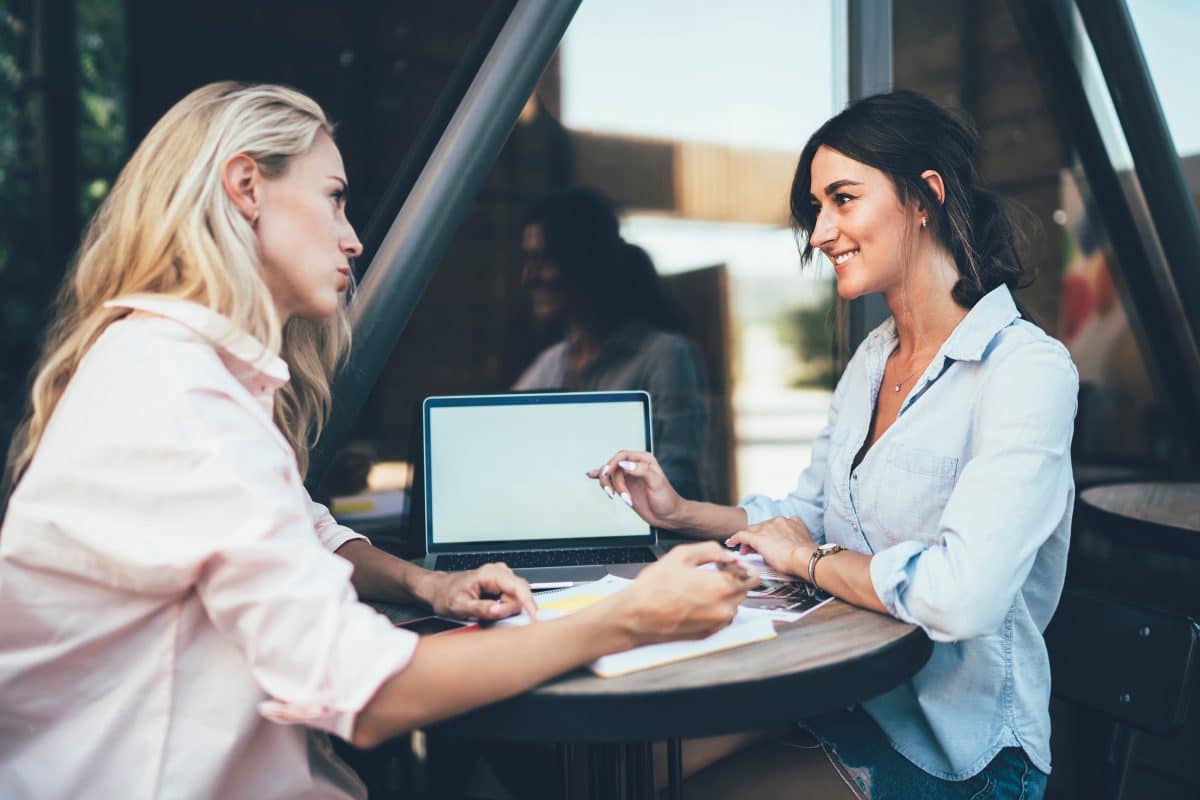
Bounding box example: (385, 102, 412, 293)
(513, 565, 608, 584)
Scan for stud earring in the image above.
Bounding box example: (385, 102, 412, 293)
(920, 217, 928, 229)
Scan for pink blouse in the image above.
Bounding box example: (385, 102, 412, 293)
(0, 296, 417, 799)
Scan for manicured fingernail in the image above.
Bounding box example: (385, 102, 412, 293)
(489, 602, 503, 614)
(619, 460, 636, 471)
(601, 465, 610, 476)
(604, 486, 615, 499)
(621, 492, 633, 508)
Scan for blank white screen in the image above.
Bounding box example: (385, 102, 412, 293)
(428, 399, 651, 544)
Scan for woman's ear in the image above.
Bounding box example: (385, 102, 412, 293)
(221, 154, 262, 225)
(919, 169, 946, 209)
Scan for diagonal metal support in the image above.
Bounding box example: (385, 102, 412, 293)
(309, 0, 582, 486)
(1009, 0, 1200, 457)
(1075, 0, 1200, 354)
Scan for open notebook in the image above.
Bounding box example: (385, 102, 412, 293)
(497, 574, 777, 678)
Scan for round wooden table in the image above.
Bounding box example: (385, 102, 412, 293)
(424, 596, 930, 799)
(430, 598, 929, 742)
(1078, 482, 1200, 559)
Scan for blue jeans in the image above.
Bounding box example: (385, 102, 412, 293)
(802, 708, 1048, 800)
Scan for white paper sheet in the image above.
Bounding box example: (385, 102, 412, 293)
(498, 575, 777, 677)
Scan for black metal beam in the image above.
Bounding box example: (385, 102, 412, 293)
(845, 0, 893, 363)
(1008, 0, 1200, 455)
(308, 0, 581, 485)
(39, 0, 80, 272)
(847, 0, 892, 99)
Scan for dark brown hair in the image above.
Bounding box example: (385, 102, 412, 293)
(526, 186, 684, 333)
(791, 90, 1030, 309)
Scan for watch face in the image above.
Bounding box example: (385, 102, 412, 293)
(818, 543, 842, 554)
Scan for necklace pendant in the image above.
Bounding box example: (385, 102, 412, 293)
(894, 382, 902, 393)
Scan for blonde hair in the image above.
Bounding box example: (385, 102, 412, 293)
(8, 81, 350, 485)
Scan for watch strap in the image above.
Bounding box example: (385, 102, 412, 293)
(807, 544, 844, 591)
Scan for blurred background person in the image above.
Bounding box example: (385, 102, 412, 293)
(514, 185, 708, 501)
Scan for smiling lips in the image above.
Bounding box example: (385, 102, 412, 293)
(832, 249, 859, 267)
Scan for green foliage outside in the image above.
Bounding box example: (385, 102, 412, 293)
(0, 0, 125, 457)
(775, 300, 837, 388)
(1, 5, 43, 453)
(78, 0, 125, 221)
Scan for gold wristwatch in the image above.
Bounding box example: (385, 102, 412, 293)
(807, 542, 845, 591)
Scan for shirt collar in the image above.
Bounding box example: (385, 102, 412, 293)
(940, 284, 1021, 362)
(865, 284, 1021, 364)
(104, 295, 290, 387)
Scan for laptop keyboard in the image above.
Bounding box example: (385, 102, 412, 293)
(438, 547, 657, 571)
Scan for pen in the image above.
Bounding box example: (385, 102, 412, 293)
(530, 581, 576, 590)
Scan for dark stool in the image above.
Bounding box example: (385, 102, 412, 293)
(1045, 588, 1199, 799)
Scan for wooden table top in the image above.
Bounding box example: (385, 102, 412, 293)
(422, 598, 931, 743)
(1079, 482, 1200, 557)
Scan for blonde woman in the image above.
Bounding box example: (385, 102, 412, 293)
(0, 82, 757, 799)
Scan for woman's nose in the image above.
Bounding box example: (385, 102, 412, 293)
(342, 224, 364, 258)
(809, 208, 837, 249)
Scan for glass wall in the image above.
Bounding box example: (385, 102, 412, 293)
(334, 1, 845, 544)
(558, 0, 840, 499)
(1055, 1, 1196, 472)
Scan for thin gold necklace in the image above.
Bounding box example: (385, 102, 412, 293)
(887, 351, 928, 393)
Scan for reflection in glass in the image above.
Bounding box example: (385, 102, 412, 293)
(624, 217, 836, 500)
(1062, 1, 1194, 470)
(1056, 170, 1158, 463)
(558, 0, 841, 500)
(512, 186, 707, 502)
(337, 1, 843, 538)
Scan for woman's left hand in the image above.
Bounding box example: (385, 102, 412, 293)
(725, 516, 816, 578)
(426, 563, 538, 622)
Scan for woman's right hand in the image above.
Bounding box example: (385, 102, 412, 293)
(599, 542, 759, 647)
(587, 450, 684, 529)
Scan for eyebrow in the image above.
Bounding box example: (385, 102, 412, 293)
(329, 176, 348, 191)
(821, 179, 863, 196)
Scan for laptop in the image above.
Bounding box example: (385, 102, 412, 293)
(421, 391, 663, 583)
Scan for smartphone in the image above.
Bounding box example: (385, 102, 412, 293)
(395, 616, 476, 636)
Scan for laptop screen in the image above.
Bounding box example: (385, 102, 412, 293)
(423, 392, 653, 550)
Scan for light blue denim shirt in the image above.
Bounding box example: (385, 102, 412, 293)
(741, 285, 1078, 780)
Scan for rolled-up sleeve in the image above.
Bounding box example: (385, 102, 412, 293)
(869, 342, 1078, 642)
(308, 498, 369, 553)
(180, 388, 417, 741)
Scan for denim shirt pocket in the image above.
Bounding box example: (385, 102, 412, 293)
(871, 445, 959, 548)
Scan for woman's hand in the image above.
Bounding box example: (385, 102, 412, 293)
(602, 542, 760, 646)
(725, 516, 816, 579)
(426, 563, 538, 622)
(587, 450, 685, 529)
